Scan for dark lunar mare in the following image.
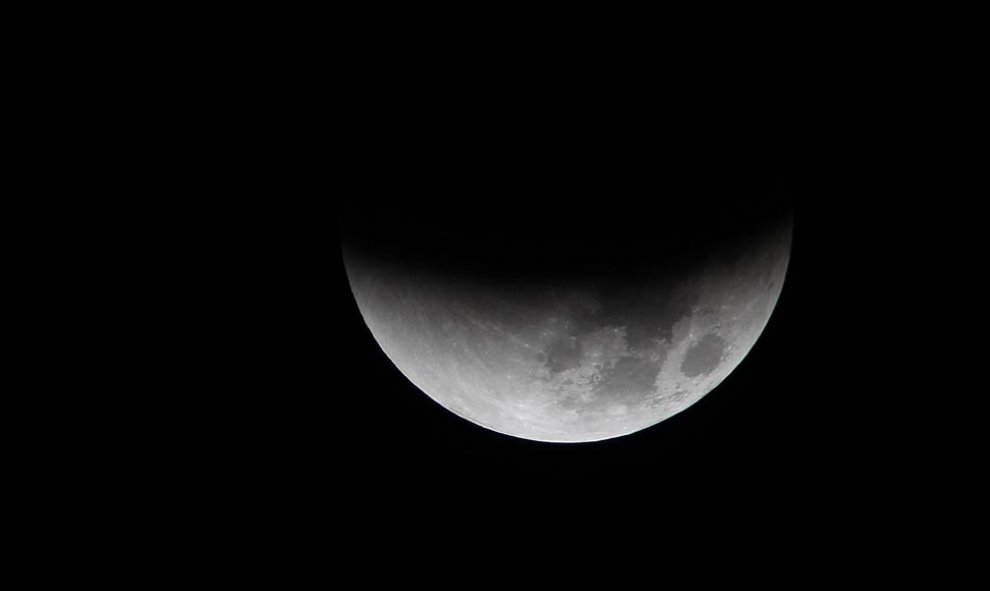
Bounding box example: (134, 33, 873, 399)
(681, 334, 727, 378)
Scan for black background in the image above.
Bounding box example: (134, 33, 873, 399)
(193, 25, 972, 570)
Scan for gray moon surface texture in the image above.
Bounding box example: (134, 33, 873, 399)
(343, 215, 792, 443)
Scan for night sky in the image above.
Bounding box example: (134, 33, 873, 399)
(195, 38, 963, 561)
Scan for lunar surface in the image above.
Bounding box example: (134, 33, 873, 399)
(343, 213, 792, 443)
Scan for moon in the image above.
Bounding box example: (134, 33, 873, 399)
(342, 204, 792, 443)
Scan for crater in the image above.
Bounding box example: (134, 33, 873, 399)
(680, 334, 726, 378)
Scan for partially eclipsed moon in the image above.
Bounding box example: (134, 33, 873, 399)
(343, 217, 792, 443)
